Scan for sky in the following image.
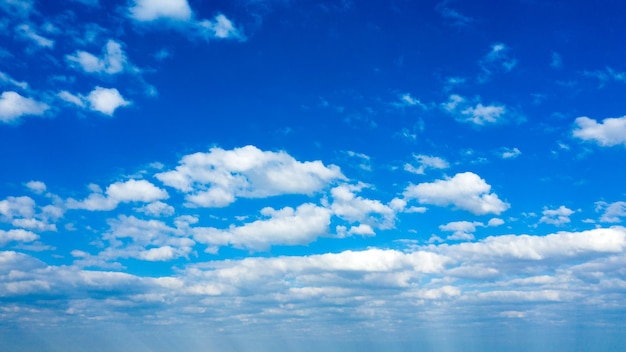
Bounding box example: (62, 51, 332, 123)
(1, 0, 626, 351)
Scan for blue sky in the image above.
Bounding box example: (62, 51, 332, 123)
(1, 0, 626, 351)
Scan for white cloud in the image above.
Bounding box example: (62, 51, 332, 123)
(329, 183, 397, 230)
(539, 206, 575, 226)
(596, 201, 626, 223)
(501, 147, 521, 159)
(135, 201, 175, 217)
(193, 203, 331, 251)
(0, 0, 34, 17)
(573, 116, 626, 147)
(198, 14, 245, 41)
(0, 196, 35, 220)
(106, 179, 168, 203)
(0, 91, 48, 123)
(0, 229, 39, 246)
(392, 93, 426, 109)
(66, 40, 128, 75)
(404, 172, 509, 215)
(0, 71, 28, 89)
(67, 179, 168, 211)
(15, 24, 54, 48)
(442, 94, 507, 125)
(57, 90, 85, 107)
(129, 0, 192, 22)
(25, 180, 46, 194)
(487, 218, 505, 227)
(435, 1, 473, 26)
(404, 154, 449, 175)
(156, 145, 344, 207)
(479, 42, 517, 78)
(444, 227, 626, 260)
(439, 221, 483, 241)
(85, 87, 130, 115)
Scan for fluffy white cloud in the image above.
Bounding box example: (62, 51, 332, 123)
(404, 172, 509, 215)
(404, 154, 449, 175)
(135, 201, 175, 217)
(439, 221, 483, 241)
(329, 183, 396, 230)
(573, 116, 626, 147)
(0, 196, 35, 220)
(443, 227, 626, 260)
(501, 147, 521, 159)
(129, 0, 192, 21)
(193, 203, 331, 252)
(0, 91, 48, 123)
(198, 14, 244, 41)
(67, 180, 168, 211)
(85, 87, 130, 115)
(66, 40, 128, 75)
(156, 145, 344, 207)
(596, 201, 626, 223)
(25, 180, 46, 194)
(0, 229, 39, 246)
(540, 205, 575, 226)
(442, 94, 507, 125)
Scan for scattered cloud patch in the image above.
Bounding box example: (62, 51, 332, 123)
(404, 154, 449, 175)
(86, 87, 130, 115)
(156, 145, 344, 208)
(501, 147, 521, 159)
(392, 93, 426, 109)
(540, 206, 575, 226)
(66, 40, 129, 75)
(439, 221, 483, 241)
(404, 172, 510, 215)
(0, 91, 48, 124)
(0, 71, 28, 89)
(15, 24, 54, 48)
(573, 116, 626, 147)
(25, 180, 46, 194)
(435, 0, 473, 26)
(67, 179, 168, 211)
(193, 203, 331, 252)
(596, 201, 626, 223)
(442, 94, 508, 125)
(198, 14, 245, 41)
(480, 43, 517, 78)
(129, 0, 192, 22)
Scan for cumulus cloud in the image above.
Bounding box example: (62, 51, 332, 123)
(25, 180, 46, 194)
(129, 0, 192, 21)
(0, 229, 39, 246)
(404, 172, 509, 215)
(85, 87, 130, 115)
(596, 201, 626, 223)
(404, 154, 449, 175)
(0, 196, 35, 220)
(540, 206, 575, 226)
(0, 91, 48, 123)
(573, 116, 626, 147)
(156, 145, 344, 208)
(439, 221, 484, 241)
(193, 203, 331, 252)
(66, 40, 129, 75)
(67, 179, 168, 211)
(135, 201, 175, 217)
(501, 147, 521, 159)
(442, 94, 508, 125)
(329, 183, 397, 230)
